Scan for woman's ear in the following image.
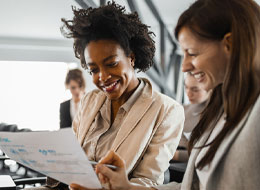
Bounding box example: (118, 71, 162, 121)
(223, 32, 232, 53)
(130, 53, 135, 67)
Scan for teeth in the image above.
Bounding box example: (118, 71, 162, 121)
(193, 73, 204, 79)
(104, 81, 117, 91)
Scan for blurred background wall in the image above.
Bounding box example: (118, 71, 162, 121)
(0, 0, 259, 131)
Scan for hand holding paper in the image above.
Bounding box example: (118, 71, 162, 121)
(0, 128, 102, 189)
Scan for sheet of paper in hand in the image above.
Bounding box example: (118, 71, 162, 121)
(0, 128, 102, 189)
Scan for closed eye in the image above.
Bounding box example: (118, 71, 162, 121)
(106, 62, 118, 67)
(88, 68, 99, 75)
(188, 53, 197, 57)
(191, 89, 199, 92)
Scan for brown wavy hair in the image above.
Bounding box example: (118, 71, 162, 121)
(65, 69, 86, 89)
(175, 0, 260, 169)
(60, 1, 155, 72)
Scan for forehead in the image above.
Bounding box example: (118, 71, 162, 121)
(178, 27, 219, 51)
(68, 79, 80, 86)
(178, 27, 222, 51)
(178, 27, 202, 49)
(84, 40, 125, 62)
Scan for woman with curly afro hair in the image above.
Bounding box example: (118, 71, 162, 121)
(30, 2, 184, 190)
(69, 0, 260, 190)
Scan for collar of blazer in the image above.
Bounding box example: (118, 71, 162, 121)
(77, 91, 106, 145)
(182, 96, 259, 189)
(182, 126, 212, 190)
(78, 78, 157, 149)
(111, 78, 157, 151)
(206, 95, 260, 188)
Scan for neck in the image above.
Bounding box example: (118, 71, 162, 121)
(73, 97, 80, 103)
(110, 78, 140, 122)
(113, 78, 140, 107)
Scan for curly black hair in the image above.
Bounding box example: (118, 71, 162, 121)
(61, 1, 155, 72)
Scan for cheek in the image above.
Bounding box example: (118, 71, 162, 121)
(124, 65, 135, 79)
(208, 50, 227, 75)
(196, 92, 204, 99)
(115, 65, 131, 82)
(209, 60, 226, 83)
(217, 60, 228, 76)
(193, 57, 208, 70)
(92, 75, 99, 86)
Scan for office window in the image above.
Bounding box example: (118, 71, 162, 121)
(0, 61, 70, 131)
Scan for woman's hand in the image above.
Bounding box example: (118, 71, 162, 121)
(70, 151, 152, 190)
(69, 151, 131, 190)
(95, 150, 133, 190)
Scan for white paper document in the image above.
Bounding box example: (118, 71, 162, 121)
(0, 128, 102, 189)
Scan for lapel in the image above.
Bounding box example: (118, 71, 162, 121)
(183, 95, 260, 189)
(205, 108, 252, 187)
(182, 110, 223, 189)
(111, 79, 155, 151)
(182, 128, 212, 190)
(68, 99, 72, 123)
(79, 91, 106, 146)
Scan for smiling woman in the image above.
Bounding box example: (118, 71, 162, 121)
(66, 0, 260, 190)
(178, 27, 229, 91)
(28, 2, 185, 190)
(84, 40, 139, 109)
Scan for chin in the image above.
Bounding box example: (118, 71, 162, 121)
(105, 93, 120, 101)
(204, 79, 221, 91)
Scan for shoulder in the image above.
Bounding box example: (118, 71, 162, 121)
(239, 94, 260, 138)
(243, 94, 260, 137)
(153, 88, 182, 110)
(81, 89, 105, 104)
(141, 77, 183, 112)
(183, 104, 196, 113)
(249, 94, 260, 118)
(157, 91, 180, 105)
(60, 99, 70, 107)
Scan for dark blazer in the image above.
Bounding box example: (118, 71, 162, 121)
(60, 99, 72, 129)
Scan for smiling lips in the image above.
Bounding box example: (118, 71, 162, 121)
(191, 72, 205, 82)
(101, 80, 119, 93)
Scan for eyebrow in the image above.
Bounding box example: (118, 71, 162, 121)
(184, 85, 198, 89)
(87, 55, 117, 67)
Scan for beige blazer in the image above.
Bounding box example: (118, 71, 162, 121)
(157, 95, 260, 190)
(73, 78, 184, 186)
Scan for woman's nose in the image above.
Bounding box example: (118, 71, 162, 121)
(187, 90, 193, 98)
(181, 56, 194, 73)
(99, 69, 111, 82)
